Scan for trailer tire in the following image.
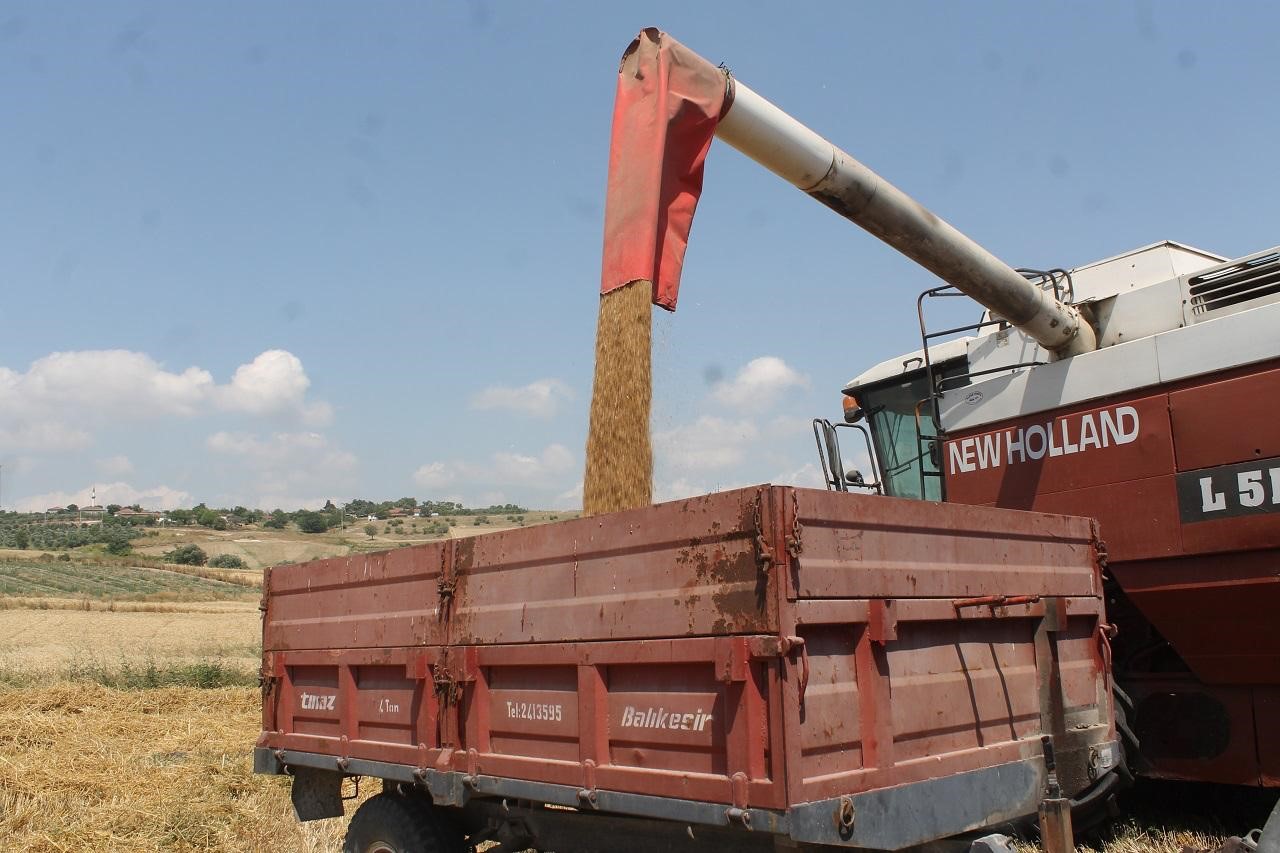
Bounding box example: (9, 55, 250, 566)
(343, 792, 444, 853)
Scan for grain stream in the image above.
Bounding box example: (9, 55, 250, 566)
(583, 280, 653, 515)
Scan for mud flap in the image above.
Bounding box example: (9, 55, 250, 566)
(1257, 797, 1280, 853)
(290, 766, 345, 822)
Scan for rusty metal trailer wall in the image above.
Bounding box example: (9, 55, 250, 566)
(259, 486, 1115, 846)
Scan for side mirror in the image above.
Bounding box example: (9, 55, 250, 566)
(845, 470, 865, 486)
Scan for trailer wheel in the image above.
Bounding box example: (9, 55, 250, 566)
(343, 792, 448, 853)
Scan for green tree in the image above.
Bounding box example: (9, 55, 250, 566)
(345, 499, 376, 518)
(164, 544, 208, 566)
(297, 511, 328, 534)
(363, 523, 377, 538)
(105, 539, 132, 556)
(208, 553, 246, 569)
(106, 504, 122, 516)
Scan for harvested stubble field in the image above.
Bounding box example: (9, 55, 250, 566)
(0, 600, 261, 676)
(0, 681, 365, 851)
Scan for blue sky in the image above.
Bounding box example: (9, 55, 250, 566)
(2, 2, 1277, 511)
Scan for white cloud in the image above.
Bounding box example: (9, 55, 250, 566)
(413, 461, 457, 490)
(470, 379, 573, 419)
(710, 357, 809, 410)
(764, 414, 816, 438)
(0, 350, 213, 419)
(776, 461, 828, 490)
(492, 443, 574, 482)
(207, 431, 356, 470)
(0, 349, 334, 461)
(14, 482, 192, 513)
(413, 443, 578, 504)
(95, 455, 134, 477)
(654, 476, 753, 502)
(0, 421, 92, 453)
(215, 349, 332, 425)
(553, 480, 583, 511)
(252, 494, 334, 512)
(206, 431, 358, 509)
(654, 416, 759, 471)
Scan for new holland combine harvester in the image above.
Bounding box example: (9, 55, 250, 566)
(256, 29, 1280, 853)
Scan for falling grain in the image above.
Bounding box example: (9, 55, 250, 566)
(583, 279, 653, 515)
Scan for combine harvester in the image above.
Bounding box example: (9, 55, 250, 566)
(255, 29, 1278, 852)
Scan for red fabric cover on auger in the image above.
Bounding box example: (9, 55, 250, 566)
(599, 28, 727, 311)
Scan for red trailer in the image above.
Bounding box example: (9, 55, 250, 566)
(255, 486, 1120, 852)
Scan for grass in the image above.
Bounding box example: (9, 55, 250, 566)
(0, 658, 258, 689)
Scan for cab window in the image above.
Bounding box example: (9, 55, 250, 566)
(859, 372, 943, 501)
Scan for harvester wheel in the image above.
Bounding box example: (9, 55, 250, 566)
(343, 792, 448, 853)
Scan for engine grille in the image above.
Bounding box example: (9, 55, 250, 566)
(1188, 249, 1280, 316)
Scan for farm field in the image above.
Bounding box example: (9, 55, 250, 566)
(0, 559, 253, 600)
(0, 600, 261, 678)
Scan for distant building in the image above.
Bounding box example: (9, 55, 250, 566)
(79, 487, 105, 523)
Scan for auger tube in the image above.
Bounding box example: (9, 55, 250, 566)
(714, 77, 1097, 357)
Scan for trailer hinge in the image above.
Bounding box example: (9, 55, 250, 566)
(433, 670, 462, 706)
(438, 578, 457, 605)
(785, 489, 803, 560)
